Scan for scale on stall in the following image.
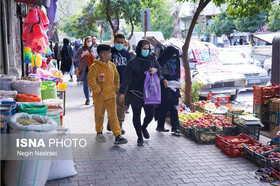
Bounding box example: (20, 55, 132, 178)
(236, 115, 264, 140)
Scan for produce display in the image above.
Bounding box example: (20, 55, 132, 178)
(16, 118, 43, 126)
(194, 100, 221, 108)
(267, 151, 280, 162)
(247, 145, 278, 154)
(21, 76, 40, 82)
(181, 114, 233, 129)
(178, 111, 204, 122)
(255, 165, 280, 184)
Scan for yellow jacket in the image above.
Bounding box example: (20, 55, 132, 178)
(88, 59, 119, 100)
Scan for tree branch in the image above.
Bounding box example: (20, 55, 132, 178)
(106, 0, 114, 32)
(128, 17, 134, 40)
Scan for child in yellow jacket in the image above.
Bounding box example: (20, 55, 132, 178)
(88, 44, 128, 144)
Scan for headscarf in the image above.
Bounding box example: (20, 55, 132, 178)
(158, 46, 179, 67)
(136, 40, 151, 60)
(74, 40, 81, 50)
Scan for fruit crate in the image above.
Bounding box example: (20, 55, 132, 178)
(180, 125, 194, 139)
(269, 112, 280, 124)
(221, 126, 239, 136)
(253, 84, 280, 98)
(253, 103, 268, 114)
(228, 109, 244, 115)
(225, 113, 239, 124)
(255, 148, 280, 167)
(243, 145, 256, 162)
(269, 99, 280, 113)
(192, 126, 222, 144)
(221, 136, 261, 158)
(235, 122, 262, 140)
(216, 133, 255, 149)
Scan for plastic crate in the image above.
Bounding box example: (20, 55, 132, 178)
(215, 133, 254, 149)
(253, 85, 280, 97)
(180, 125, 194, 139)
(192, 126, 222, 144)
(269, 100, 280, 113)
(235, 123, 262, 140)
(222, 126, 239, 136)
(1, 101, 17, 115)
(255, 148, 280, 167)
(269, 112, 280, 124)
(253, 103, 268, 114)
(226, 113, 239, 124)
(228, 110, 244, 115)
(221, 137, 261, 158)
(243, 146, 256, 162)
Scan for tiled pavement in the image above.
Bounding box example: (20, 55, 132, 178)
(46, 77, 271, 186)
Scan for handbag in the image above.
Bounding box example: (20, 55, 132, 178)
(143, 71, 161, 105)
(74, 67, 80, 76)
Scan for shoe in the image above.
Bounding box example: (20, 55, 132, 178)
(69, 79, 73, 82)
(107, 121, 111, 131)
(142, 127, 150, 139)
(95, 133, 106, 142)
(156, 128, 169, 132)
(85, 99, 90, 105)
(171, 129, 182, 136)
(114, 135, 128, 145)
(137, 139, 144, 146)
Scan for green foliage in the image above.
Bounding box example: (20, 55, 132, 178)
(267, 4, 280, 32)
(61, 0, 98, 39)
(235, 12, 267, 33)
(182, 80, 203, 103)
(208, 12, 235, 37)
(195, 22, 209, 37)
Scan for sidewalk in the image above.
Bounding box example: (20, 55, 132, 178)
(46, 77, 270, 186)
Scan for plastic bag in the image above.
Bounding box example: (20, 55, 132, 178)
(143, 71, 161, 105)
(69, 64, 75, 75)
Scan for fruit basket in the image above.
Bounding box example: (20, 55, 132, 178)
(255, 148, 280, 167)
(180, 125, 194, 139)
(192, 126, 222, 144)
(221, 137, 261, 158)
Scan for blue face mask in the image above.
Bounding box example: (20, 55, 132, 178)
(124, 46, 129, 51)
(141, 50, 149, 57)
(115, 43, 123, 51)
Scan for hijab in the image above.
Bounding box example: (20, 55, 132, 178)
(158, 46, 179, 67)
(135, 40, 151, 60)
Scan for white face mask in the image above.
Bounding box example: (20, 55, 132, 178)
(87, 42, 92, 47)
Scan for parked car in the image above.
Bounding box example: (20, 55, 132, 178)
(218, 52, 269, 89)
(263, 58, 272, 79)
(181, 64, 247, 100)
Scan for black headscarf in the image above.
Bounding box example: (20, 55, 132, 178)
(136, 40, 151, 60)
(158, 46, 179, 67)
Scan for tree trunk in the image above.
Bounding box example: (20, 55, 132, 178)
(105, 0, 118, 37)
(182, 0, 211, 107)
(100, 24, 103, 43)
(227, 35, 232, 45)
(128, 17, 134, 40)
(172, 9, 181, 38)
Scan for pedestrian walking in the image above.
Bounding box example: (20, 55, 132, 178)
(91, 35, 99, 58)
(61, 38, 73, 82)
(155, 46, 182, 136)
(118, 40, 164, 146)
(107, 34, 131, 134)
(75, 36, 95, 105)
(124, 39, 136, 59)
(88, 44, 128, 145)
(53, 42, 61, 69)
(73, 40, 82, 83)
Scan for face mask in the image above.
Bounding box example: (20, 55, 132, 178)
(87, 42, 92, 47)
(124, 46, 129, 51)
(115, 43, 123, 51)
(141, 50, 149, 57)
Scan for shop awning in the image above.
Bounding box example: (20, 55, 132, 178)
(253, 32, 280, 44)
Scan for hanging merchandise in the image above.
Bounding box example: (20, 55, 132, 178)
(31, 53, 42, 67)
(45, 47, 53, 56)
(24, 47, 32, 64)
(22, 6, 50, 55)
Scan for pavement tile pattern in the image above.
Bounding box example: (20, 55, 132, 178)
(46, 79, 270, 186)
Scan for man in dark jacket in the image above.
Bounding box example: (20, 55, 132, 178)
(107, 34, 131, 134)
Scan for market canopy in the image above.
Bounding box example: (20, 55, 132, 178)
(253, 32, 280, 44)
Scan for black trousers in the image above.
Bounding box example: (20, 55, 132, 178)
(157, 103, 180, 131)
(132, 105, 155, 141)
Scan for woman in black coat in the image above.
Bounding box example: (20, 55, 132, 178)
(119, 40, 164, 146)
(155, 46, 181, 136)
(60, 38, 73, 81)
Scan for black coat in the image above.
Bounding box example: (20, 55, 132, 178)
(119, 40, 164, 108)
(60, 39, 73, 72)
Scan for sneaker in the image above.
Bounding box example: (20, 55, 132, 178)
(85, 99, 90, 105)
(137, 138, 144, 146)
(156, 128, 169, 132)
(171, 129, 182, 136)
(141, 127, 149, 139)
(114, 135, 128, 145)
(95, 133, 106, 142)
(69, 79, 73, 82)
